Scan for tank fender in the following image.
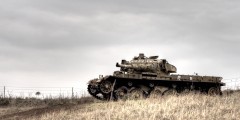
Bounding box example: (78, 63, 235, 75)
(88, 79, 99, 85)
(88, 75, 110, 85)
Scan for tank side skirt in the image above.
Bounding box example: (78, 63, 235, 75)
(107, 76, 222, 94)
(109, 76, 224, 87)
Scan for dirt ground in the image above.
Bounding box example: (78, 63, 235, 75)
(0, 96, 94, 119)
(0, 104, 77, 120)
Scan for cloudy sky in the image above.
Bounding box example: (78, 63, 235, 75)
(1, 0, 240, 90)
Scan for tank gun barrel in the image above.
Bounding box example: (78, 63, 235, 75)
(116, 62, 135, 69)
(116, 62, 129, 67)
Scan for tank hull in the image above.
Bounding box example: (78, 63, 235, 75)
(87, 73, 225, 100)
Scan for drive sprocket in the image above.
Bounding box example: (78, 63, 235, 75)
(99, 80, 113, 94)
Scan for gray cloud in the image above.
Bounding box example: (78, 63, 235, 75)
(0, 0, 240, 88)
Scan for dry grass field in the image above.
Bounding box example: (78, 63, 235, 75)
(1, 92, 240, 120)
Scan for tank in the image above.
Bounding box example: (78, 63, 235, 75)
(87, 53, 225, 100)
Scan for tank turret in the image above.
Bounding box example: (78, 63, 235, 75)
(116, 53, 177, 76)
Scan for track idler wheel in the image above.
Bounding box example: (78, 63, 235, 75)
(208, 87, 220, 95)
(87, 84, 99, 95)
(99, 80, 113, 94)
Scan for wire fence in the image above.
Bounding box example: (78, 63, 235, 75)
(0, 86, 89, 99)
(0, 78, 239, 98)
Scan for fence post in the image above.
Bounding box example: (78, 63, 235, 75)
(4, 86, 5, 98)
(235, 80, 237, 90)
(72, 87, 74, 99)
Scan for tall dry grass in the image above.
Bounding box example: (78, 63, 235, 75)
(30, 93, 240, 120)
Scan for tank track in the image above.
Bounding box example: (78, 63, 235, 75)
(87, 84, 107, 100)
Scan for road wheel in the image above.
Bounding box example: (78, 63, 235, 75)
(163, 89, 178, 96)
(115, 86, 128, 100)
(150, 88, 162, 98)
(208, 87, 220, 95)
(128, 88, 144, 100)
(181, 89, 190, 95)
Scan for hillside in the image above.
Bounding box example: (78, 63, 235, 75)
(1, 93, 240, 120)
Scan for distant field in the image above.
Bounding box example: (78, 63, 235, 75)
(1, 92, 240, 120)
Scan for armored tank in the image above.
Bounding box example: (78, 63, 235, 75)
(87, 53, 225, 100)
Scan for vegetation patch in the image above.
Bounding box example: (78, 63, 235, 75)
(1, 91, 240, 120)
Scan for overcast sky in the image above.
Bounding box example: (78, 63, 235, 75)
(1, 0, 240, 90)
